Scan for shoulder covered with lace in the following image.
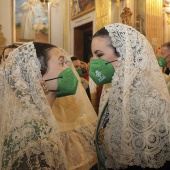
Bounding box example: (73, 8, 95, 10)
(0, 42, 68, 169)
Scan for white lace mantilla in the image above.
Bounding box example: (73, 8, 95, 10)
(97, 23, 170, 169)
(0, 42, 68, 169)
(52, 48, 98, 170)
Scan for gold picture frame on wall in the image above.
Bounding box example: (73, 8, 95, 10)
(12, 0, 51, 44)
(71, 0, 95, 20)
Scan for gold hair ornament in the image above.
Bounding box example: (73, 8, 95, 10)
(41, 80, 49, 94)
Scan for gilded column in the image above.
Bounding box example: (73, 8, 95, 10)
(95, 0, 112, 31)
(62, 0, 69, 51)
(145, 0, 163, 56)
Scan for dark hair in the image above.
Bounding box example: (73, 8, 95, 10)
(161, 42, 170, 50)
(33, 42, 57, 76)
(93, 27, 110, 38)
(93, 27, 120, 57)
(2, 44, 18, 60)
(71, 56, 79, 61)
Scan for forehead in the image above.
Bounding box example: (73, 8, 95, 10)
(4, 48, 15, 56)
(161, 46, 170, 53)
(72, 60, 80, 66)
(92, 37, 110, 49)
(49, 47, 63, 56)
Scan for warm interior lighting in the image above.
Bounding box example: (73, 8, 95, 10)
(164, 0, 170, 24)
(116, 0, 120, 6)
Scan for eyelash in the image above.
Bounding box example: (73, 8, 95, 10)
(97, 54, 103, 58)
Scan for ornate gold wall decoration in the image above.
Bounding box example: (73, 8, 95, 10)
(63, 0, 69, 51)
(163, 0, 170, 25)
(135, 0, 163, 56)
(166, 13, 170, 25)
(145, 0, 163, 56)
(95, 0, 112, 31)
(120, 7, 132, 26)
(135, 14, 145, 35)
(116, 0, 120, 6)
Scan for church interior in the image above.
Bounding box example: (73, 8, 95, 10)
(0, 0, 169, 62)
(0, 1, 170, 170)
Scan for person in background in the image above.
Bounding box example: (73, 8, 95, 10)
(89, 23, 170, 169)
(80, 60, 89, 80)
(71, 56, 91, 101)
(0, 44, 18, 65)
(158, 42, 170, 75)
(88, 56, 103, 114)
(52, 50, 98, 170)
(158, 42, 170, 93)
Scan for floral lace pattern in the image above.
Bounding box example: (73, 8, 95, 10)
(52, 48, 98, 169)
(0, 42, 68, 169)
(59, 122, 97, 170)
(97, 23, 170, 169)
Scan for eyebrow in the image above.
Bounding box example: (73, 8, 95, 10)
(58, 55, 64, 60)
(94, 50, 103, 54)
(75, 64, 80, 67)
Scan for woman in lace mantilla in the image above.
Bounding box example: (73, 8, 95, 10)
(51, 48, 98, 170)
(90, 23, 170, 169)
(0, 42, 68, 169)
(0, 42, 97, 169)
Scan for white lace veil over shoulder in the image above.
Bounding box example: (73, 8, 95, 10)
(54, 47, 97, 131)
(0, 42, 68, 169)
(98, 23, 170, 169)
(52, 48, 98, 170)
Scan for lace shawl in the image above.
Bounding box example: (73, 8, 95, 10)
(52, 48, 97, 170)
(54, 48, 97, 131)
(0, 42, 68, 169)
(98, 23, 170, 169)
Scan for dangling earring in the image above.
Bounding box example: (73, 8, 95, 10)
(41, 80, 49, 95)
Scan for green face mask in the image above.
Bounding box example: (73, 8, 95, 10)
(76, 68, 83, 77)
(45, 68, 78, 97)
(158, 55, 170, 67)
(89, 59, 116, 85)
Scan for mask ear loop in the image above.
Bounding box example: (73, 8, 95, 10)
(42, 76, 63, 93)
(105, 60, 118, 65)
(44, 77, 62, 82)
